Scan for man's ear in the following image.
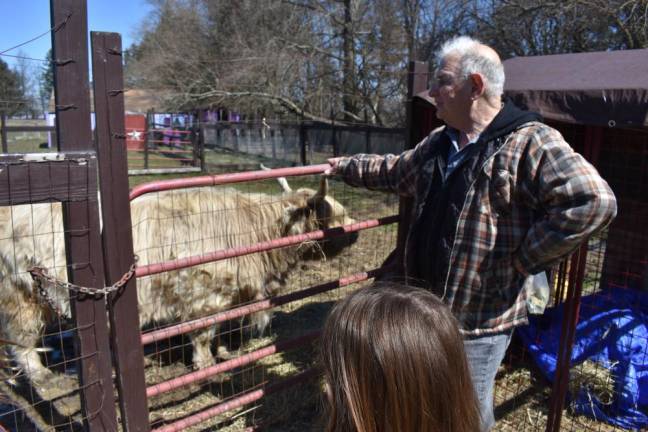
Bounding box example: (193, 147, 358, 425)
(470, 73, 485, 99)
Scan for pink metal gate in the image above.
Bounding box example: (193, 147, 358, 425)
(125, 166, 398, 431)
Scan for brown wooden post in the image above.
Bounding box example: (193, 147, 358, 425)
(91, 31, 151, 432)
(1, 111, 7, 153)
(144, 109, 151, 169)
(50, 1, 119, 430)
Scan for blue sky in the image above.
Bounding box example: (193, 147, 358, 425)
(1, 1, 153, 68)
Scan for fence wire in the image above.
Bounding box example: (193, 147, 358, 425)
(130, 173, 399, 431)
(0, 157, 100, 431)
(493, 124, 648, 432)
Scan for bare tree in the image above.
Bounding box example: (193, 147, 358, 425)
(475, 0, 648, 58)
(126, 0, 646, 126)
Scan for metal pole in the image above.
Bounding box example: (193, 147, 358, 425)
(545, 124, 602, 432)
(331, 109, 338, 157)
(135, 215, 398, 278)
(129, 163, 333, 200)
(141, 268, 382, 345)
(50, 1, 118, 430)
(546, 244, 588, 432)
(144, 109, 151, 169)
(191, 111, 199, 168)
(147, 332, 320, 397)
(198, 109, 206, 172)
(299, 109, 307, 165)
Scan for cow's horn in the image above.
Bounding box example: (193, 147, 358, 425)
(315, 176, 328, 199)
(260, 164, 292, 193)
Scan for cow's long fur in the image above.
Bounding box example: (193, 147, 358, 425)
(0, 178, 356, 397)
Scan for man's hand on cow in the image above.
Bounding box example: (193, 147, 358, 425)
(324, 157, 344, 177)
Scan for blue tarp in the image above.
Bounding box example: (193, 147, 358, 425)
(517, 287, 648, 430)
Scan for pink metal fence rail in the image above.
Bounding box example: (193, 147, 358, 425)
(144, 268, 385, 398)
(141, 268, 385, 345)
(136, 216, 397, 277)
(129, 164, 331, 200)
(152, 369, 318, 432)
(147, 331, 320, 397)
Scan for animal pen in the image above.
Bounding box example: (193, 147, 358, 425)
(125, 110, 204, 176)
(1, 1, 647, 432)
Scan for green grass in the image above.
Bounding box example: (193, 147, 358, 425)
(3, 136, 54, 153)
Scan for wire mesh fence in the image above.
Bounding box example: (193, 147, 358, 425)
(0, 153, 105, 431)
(492, 124, 648, 432)
(130, 171, 400, 431)
(202, 119, 405, 172)
(0, 112, 56, 155)
(5, 1, 648, 428)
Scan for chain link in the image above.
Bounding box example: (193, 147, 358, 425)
(27, 256, 139, 310)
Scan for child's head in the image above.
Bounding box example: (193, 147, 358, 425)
(321, 283, 480, 432)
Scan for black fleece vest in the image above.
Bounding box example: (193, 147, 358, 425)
(411, 102, 542, 293)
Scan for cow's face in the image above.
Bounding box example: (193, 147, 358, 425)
(283, 177, 358, 259)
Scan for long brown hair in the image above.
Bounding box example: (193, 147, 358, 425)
(320, 283, 480, 432)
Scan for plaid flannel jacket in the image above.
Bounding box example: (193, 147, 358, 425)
(337, 121, 617, 335)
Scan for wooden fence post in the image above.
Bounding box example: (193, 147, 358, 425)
(91, 31, 151, 432)
(50, 1, 118, 430)
(1, 112, 7, 153)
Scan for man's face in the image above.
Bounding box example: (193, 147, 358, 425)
(429, 55, 471, 127)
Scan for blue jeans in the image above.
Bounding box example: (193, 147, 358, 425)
(464, 331, 513, 432)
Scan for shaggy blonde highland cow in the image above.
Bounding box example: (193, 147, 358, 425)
(0, 177, 357, 400)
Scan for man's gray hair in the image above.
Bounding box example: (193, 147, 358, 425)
(436, 36, 505, 100)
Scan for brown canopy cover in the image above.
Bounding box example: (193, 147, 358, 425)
(416, 48, 648, 129)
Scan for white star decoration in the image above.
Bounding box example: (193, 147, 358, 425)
(127, 130, 143, 141)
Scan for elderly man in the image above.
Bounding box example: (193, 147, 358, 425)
(326, 36, 617, 431)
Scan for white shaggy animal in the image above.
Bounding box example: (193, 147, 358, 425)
(0, 177, 357, 398)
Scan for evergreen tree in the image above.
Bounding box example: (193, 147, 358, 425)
(0, 57, 25, 116)
(38, 49, 54, 115)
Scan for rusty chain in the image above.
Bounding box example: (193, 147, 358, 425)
(27, 256, 139, 310)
